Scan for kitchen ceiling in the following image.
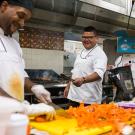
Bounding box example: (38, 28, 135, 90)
(27, 0, 135, 36)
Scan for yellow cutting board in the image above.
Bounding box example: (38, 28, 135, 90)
(30, 115, 112, 135)
(30, 109, 135, 135)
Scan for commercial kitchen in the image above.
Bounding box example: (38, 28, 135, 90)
(1, 0, 135, 135)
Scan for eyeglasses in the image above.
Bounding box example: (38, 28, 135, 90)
(82, 36, 96, 40)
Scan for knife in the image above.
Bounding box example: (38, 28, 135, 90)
(60, 73, 74, 82)
(35, 98, 62, 109)
(48, 102, 71, 117)
(47, 102, 62, 110)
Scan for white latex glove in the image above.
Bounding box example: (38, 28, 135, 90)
(31, 85, 52, 103)
(22, 102, 56, 121)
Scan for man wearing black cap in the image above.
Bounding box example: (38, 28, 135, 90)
(0, 0, 56, 119)
(0, 0, 32, 36)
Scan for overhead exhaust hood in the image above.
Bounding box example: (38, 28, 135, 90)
(29, 0, 135, 36)
(79, 0, 128, 15)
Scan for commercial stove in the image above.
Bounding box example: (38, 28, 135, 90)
(25, 69, 69, 109)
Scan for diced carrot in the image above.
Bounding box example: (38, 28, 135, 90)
(132, 124, 135, 128)
(27, 125, 31, 135)
(34, 116, 46, 122)
(66, 103, 135, 133)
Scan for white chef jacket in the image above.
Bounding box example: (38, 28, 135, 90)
(0, 28, 28, 101)
(67, 45, 107, 104)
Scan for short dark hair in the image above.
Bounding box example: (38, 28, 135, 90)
(83, 26, 97, 35)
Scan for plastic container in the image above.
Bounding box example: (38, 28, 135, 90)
(0, 112, 11, 135)
(0, 96, 24, 135)
(6, 113, 29, 135)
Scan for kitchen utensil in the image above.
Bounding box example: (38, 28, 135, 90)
(35, 98, 62, 109)
(47, 102, 62, 110)
(47, 102, 70, 117)
(60, 73, 74, 82)
(30, 119, 112, 135)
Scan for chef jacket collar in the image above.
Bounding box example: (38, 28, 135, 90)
(0, 28, 4, 35)
(0, 27, 12, 37)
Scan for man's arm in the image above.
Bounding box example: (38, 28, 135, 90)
(0, 87, 13, 98)
(72, 54, 107, 87)
(72, 72, 101, 87)
(82, 72, 101, 83)
(24, 77, 52, 103)
(24, 77, 36, 92)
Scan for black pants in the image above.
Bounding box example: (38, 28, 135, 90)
(68, 99, 90, 108)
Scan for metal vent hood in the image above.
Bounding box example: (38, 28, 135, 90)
(27, 0, 135, 36)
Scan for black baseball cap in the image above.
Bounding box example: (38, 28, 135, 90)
(0, 0, 33, 10)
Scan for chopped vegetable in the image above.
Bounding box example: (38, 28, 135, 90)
(66, 103, 135, 134)
(34, 115, 47, 122)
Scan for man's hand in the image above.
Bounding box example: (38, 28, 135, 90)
(31, 85, 52, 103)
(72, 77, 85, 87)
(22, 102, 56, 121)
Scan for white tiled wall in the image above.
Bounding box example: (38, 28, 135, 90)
(22, 48, 64, 74)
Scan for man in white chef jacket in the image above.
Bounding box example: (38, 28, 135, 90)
(0, 0, 55, 120)
(64, 26, 107, 107)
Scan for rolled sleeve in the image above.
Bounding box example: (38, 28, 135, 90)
(93, 56, 107, 79)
